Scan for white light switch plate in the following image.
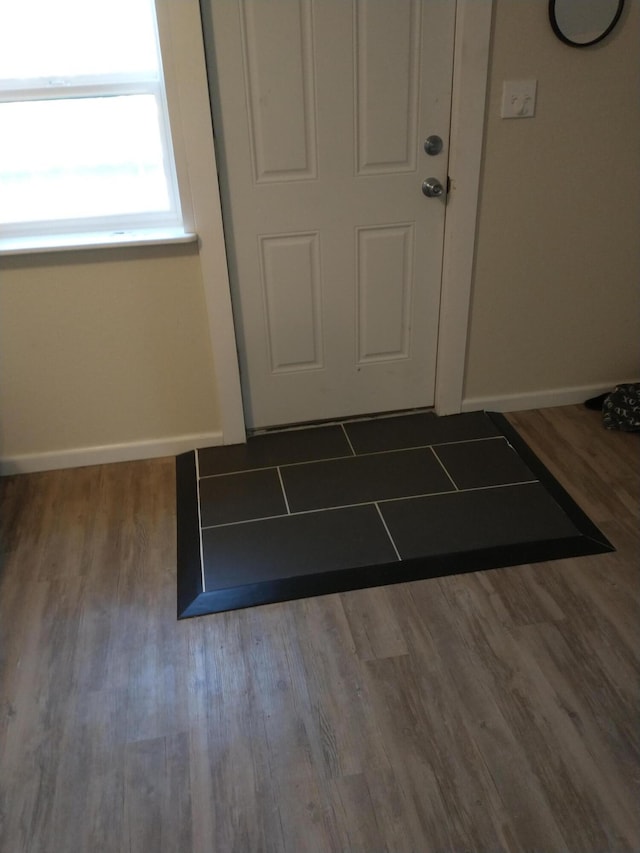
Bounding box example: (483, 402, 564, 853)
(501, 79, 537, 118)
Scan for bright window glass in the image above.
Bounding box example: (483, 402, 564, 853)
(0, 0, 182, 238)
(0, 97, 170, 224)
(0, 0, 159, 80)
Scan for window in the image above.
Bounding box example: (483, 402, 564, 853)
(0, 0, 191, 251)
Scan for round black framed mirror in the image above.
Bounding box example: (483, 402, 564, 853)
(549, 0, 625, 47)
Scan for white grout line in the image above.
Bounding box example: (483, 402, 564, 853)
(375, 503, 402, 562)
(430, 435, 506, 448)
(249, 420, 348, 436)
(200, 502, 378, 531)
(205, 480, 543, 530)
(373, 479, 539, 502)
(201, 510, 290, 530)
(430, 446, 460, 491)
(194, 449, 207, 592)
(458, 479, 539, 493)
(341, 423, 357, 456)
(277, 466, 291, 514)
(199, 458, 351, 480)
(247, 407, 432, 437)
(199, 491, 446, 530)
(198, 479, 542, 532)
(197, 435, 509, 480)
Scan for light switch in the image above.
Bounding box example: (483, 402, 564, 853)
(501, 80, 537, 119)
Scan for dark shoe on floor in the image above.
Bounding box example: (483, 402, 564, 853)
(584, 393, 609, 411)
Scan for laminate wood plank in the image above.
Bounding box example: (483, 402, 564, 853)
(183, 611, 283, 853)
(326, 773, 385, 853)
(237, 604, 341, 853)
(271, 774, 343, 853)
(74, 687, 127, 853)
(440, 569, 639, 850)
(532, 570, 640, 753)
(520, 620, 640, 824)
(0, 579, 60, 853)
(1, 405, 638, 852)
(340, 586, 409, 661)
(363, 649, 520, 852)
(509, 557, 639, 716)
(292, 596, 371, 780)
(239, 603, 316, 783)
(289, 597, 439, 849)
(392, 580, 570, 852)
(508, 407, 639, 523)
(582, 519, 640, 608)
(362, 655, 452, 852)
(124, 733, 192, 853)
(355, 737, 434, 853)
(476, 561, 567, 626)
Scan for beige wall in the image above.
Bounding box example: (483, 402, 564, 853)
(0, 245, 220, 461)
(465, 0, 640, 402)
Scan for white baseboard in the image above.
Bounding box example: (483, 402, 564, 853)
(461, 381, 638, 414)
(0, 430, 224, 476)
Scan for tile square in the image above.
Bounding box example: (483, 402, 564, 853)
(434, 437, 536, 489)
(202, 505, 398, 591)
(380, 483, 580, 560)
(199, 468, 286, 526)
(343, 411, 500, 454)
(280, 447, 453, 513)
(198, 424, 351, 476)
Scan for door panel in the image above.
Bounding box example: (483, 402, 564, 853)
(204, 0, 456, 428)
(260, 232, 323, 372)
(355, 0, 421, 175)
(356, 224, 414, 362)
(240, 0, 317, 182)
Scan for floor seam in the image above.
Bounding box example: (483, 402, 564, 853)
(194, 450, 207, 593)
(277, 466, 291, 515)
(341, 423, 357, 456)
(198, 481, 542, 531)
(198, 436, 504, 480)
(430, 446, 460, 491)
(374, 502, 402, 562)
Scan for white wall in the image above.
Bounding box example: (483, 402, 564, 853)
(0, 245, 220, 472)
(463, 0, 640, 409)
(0, 0, 232, 475)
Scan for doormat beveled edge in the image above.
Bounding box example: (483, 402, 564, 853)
(487, 412, 613, 549)
(176, 412, 615, 620)
(177, 534, 611, 619)
(176, 450, 203, 618)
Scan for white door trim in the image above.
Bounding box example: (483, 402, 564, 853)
(195, 0, 493, 442)
(162, 0, 246, 445)
(435, 0, 494, 415)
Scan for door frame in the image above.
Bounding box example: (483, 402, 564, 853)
(434, 0, 493, 415)
(195, 0, 494, 444)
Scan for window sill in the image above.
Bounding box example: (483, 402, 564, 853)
(0, 228, 198, 256)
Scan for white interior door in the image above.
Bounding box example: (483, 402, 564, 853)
(205, 0, 456, 429)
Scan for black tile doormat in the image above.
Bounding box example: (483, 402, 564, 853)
(176, 411, 613, 619)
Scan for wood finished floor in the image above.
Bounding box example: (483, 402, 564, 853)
(1, 406, 638, 853)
